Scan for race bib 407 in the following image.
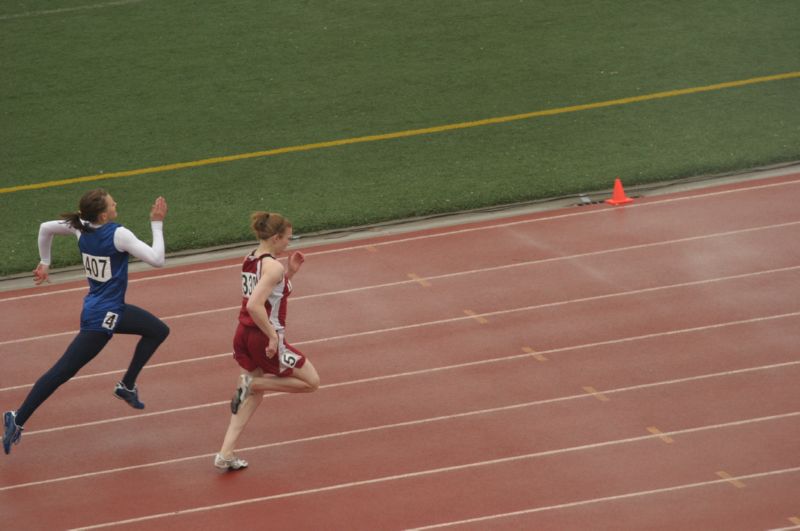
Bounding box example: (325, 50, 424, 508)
(82, 253, 112, 282)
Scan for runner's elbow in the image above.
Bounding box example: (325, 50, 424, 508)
(245, 300, 259, 315)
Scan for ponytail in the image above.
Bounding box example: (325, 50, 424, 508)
(61, 211, 89, 233)
(251, 211, 291, 240)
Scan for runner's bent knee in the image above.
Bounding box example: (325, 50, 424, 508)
(118, 304, 169, 341)
(297, 363, 320, 392)
(153, 320, 170, 342)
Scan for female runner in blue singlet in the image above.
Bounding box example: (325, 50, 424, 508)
(3, 189, 170, 455)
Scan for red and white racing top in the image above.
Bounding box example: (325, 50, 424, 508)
(238, 252, 292, 330)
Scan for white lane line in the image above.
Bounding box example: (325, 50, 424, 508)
(17, 349, 799, 440)
(3, 301, 798, 401)
(290, 265, 800, 346)
(0, 351, 232, 393)
(2, 308, 799, 395)
(2, 178, 798, 303)
(2, 236, 800, 346)
(6, 405, 797, 494)
(0, 0, 143, 21)
(0, 263, 237, 302)
(3, 386, 795, 493)
(409, 466, 800, 530)
(67, 415, 800, 530)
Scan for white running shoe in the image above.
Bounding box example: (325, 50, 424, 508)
(230, 374, 253, 415)
(214, 453, 248, 471)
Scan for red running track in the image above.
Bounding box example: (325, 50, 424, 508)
(1, 173, 799, 530)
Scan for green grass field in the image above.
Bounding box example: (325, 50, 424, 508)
(1, 0, 798, 276)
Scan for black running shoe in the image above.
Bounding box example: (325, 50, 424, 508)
(113, 382, 145, 409)
(3, 411, 23, 455)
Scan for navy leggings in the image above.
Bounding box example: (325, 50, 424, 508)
(15, 304, 169, 426)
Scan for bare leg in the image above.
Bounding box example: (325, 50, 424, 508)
(217, 361, 319, 459)
(219, 388, 263, 458)
(249, 359, 320, 394)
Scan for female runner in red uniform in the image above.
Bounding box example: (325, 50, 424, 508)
(215, 212, 320, 470)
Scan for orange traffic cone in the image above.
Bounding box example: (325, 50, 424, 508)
(606, 178, 633, 205)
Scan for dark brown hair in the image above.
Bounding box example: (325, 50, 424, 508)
(61, 189, 109, 233)
(251, 212, 291, 240)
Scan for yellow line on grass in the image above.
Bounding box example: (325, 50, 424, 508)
(0, 1, 144, 21)
(3, 71, 799, 195)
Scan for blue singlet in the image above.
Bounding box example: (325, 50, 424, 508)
(77, 223, 129, 334)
